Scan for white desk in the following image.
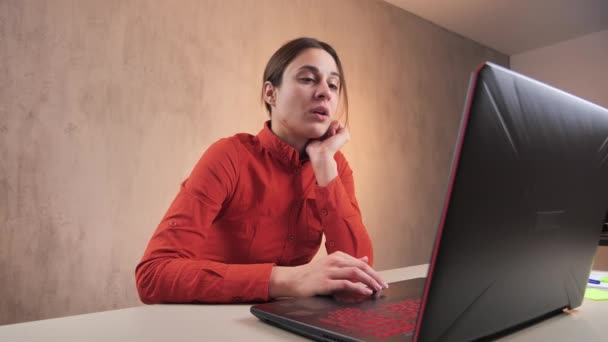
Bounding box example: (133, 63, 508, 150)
(0, 264, 606, 341)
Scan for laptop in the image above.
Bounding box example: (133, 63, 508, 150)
(250, 62, 608, 341)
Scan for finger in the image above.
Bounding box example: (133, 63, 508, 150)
(329, 279, 373, 296)
(329, 266, 383, 292)
(333, 124, 342, 135)
(329, 121, 340, 136)
(334, 126, 349, 141)
(336, 254, 389, 289)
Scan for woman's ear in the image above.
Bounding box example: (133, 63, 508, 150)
(263, 81, 277, 107)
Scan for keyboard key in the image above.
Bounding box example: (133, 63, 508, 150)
(318, 299, 420, 339)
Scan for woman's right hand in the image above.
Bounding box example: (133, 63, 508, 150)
(269, 251, 388, 299)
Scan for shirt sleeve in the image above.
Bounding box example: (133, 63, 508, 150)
(313, 152, 374, 265)
(135, 138, 274, 304)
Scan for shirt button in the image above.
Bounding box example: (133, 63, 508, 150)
(232, 296, 243, 303)
(288, 235, 295, 241)
(328, 241, 335, 247)
(169, 221, 177, 227)
(321, 209, 328, 216)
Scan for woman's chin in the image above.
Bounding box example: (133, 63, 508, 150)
(303, 123, 330, 139)
(306, 129, 327, 140)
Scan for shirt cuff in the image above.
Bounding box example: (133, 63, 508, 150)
(222, 263, 275, 303)
(314, 176, 358, 219)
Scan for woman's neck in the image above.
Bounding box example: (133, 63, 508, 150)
(269, 119, 308, 154)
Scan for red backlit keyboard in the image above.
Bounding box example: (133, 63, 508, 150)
(319, 299, 420, 339)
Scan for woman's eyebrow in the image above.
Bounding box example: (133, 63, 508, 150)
(296, 65, 340, 78)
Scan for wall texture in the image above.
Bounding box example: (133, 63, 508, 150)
(511, 29, 608, 108)
(0, 0, 508, 325)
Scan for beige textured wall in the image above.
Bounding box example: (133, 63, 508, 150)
(511, 29, 608, 109)
(0, 0, 508, 325)
(511, 29, 608, 270)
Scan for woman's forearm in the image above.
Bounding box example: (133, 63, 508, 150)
(269, 266, 298, 298)
(310, 154, 338, 186)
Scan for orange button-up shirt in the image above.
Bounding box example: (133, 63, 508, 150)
(135, 121, 373, 304)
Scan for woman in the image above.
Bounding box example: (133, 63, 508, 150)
(136, 37, 387, 304)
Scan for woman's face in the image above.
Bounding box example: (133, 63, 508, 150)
(265, 48, 341, 144)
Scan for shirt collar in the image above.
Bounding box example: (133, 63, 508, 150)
(256, 121, 308, 168)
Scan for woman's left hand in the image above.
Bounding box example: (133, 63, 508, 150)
(305, 121, 350, 160)
(305, 121, 349, 186)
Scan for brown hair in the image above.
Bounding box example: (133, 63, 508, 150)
(261, 37, 349, 124)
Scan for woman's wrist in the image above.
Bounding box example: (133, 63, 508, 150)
(309, 154, 338, 186)
(269, 266, 298, 298)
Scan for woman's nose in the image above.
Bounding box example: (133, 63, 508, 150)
(315, 82, 332, 100)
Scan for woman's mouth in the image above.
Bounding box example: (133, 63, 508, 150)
(311, 112, 329, 121)
(310, 106, 329, 121)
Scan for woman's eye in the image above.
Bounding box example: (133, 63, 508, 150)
(329, 83, 338, 90)
(300, 77, 315, 83)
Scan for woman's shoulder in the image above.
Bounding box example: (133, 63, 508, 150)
(202, 132, 257, 159)
(232, 132, 258, 146)
(207, 131, 256, 149)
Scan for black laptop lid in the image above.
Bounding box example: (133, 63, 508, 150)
(416, 63, 608, 341)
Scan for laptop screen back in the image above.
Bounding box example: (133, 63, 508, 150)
(416, 63, 608, 341)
